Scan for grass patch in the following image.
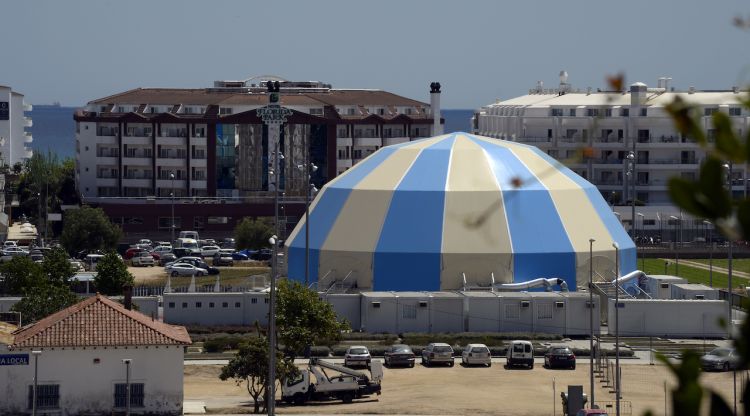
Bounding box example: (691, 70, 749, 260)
(689, 258, 750, 275)
(639, 258, 749, 289)
(142, 266, 270, 288)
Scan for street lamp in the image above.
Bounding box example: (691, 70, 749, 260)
(704, 220, 713, 287)
(626, 151, 636, 240)
(636, 213, 645, 269)
(588, 238, 595, 409)
(724, 162, 734, 333)
(612, 242, 621, 416)
(669, 215, 680, 275)
(297, 162, 318, 287)
(170, 172, 175, 243)
(122, 358, 132, 416)
(31, 350, 41, 416)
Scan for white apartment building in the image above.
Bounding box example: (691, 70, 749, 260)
(74, 76, 443, 236)
(0, 85, 33, 166)
(473, 73, 748, 206)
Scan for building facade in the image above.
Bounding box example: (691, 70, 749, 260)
(472, 74, 749, 207)
(74, 76, 443, 238)
(0, 85, 33, 166)
(0, 294, 191, 415)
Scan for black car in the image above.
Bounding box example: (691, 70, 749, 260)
(213, 251, 234, 266)
(544, 346, 576, 369)
(159, 253, 177, 266)
(252, 248, 273, 261)
(384, 344, 415, 368)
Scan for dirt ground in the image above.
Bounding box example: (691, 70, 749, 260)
(184, 362, 740, 415)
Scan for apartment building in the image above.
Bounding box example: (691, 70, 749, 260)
(74, 76, 443, 236)
(472, 74, 749, 207)
(0, 85, 33, 166)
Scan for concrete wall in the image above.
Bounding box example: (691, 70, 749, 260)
(607, 299, 726, 337)
(0, 344, 184, 415)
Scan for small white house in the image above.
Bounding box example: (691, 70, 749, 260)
(671, 283, 720, 300)
(0, 294, 191, 415)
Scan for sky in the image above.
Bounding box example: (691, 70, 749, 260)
(2, 0, 749, 108)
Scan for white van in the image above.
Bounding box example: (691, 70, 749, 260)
(84, 254, 105, 272)
(174, 238, 201, 255)
(506, 340, 534, 369)
(178, 231, 200, 241)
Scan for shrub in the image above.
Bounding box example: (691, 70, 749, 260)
(309, 346, 331, 357)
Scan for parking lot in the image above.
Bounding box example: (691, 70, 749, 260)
(184, 360, 738, 415)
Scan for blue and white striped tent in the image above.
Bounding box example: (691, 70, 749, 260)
(285, 132, 635, 291)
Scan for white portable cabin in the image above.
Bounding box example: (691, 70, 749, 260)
(162, 292, 268, 326)
(360, 292, 431, 333)
(427, 292, 464, 333)
(461, 291, 502, 332)
(608, 299, 726, 337)
(644, 275, 687, 299)
(323, 293, 362, 330)
(559, 292, 600, 336)
(670, 283, 719, 300)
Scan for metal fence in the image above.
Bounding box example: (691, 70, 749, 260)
(719, 290, 749, 311)
(132, 285, 253, 297)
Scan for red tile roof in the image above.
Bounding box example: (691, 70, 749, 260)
(10, 294, 191, 349)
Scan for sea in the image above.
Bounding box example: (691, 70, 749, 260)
(28, 107, 475, 159)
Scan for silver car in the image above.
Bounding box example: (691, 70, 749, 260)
(700, 348, 739, 371)
(344, 346, 371, 368)
(166, 262, 208, 277)
(422, 343, 454, 367)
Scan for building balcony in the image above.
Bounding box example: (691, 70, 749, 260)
(96, 178, 118, 187)
(337, 158, 353, 169)
(190, 180, 207, 188)
(591, 158, 624, 165)
(353, 137, 382, 147)
(156, 179, 187, 189)
(122, 178, 151, 188)
(23, 118, 32, 128)
(518, 137, 553, 144)
(122, 156, 152, 166)
(191, 158, 207, 168)
(122, 136, 151, 146)
(23, 102, 32, 112)
(157, 136, 186, 146)
(336, 137, 353, 147)
(156, 157, 187, 167)
(24, 132, 32, 144)
(96, 156, 118, 166)
(97, 128, 119, 137)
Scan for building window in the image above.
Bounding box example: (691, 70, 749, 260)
(504, 304, 520, 319)
(168, 302, 175, 308)
(28, 385, 60, 409)
(251, 298, 258, 304)
(264, 298, 269, 304)
(586, 109, 599, 117)
(235, 302, 241, 308)
(640, 108, 648, 117)
(704, 107, 718, 116)
(219, 107, 233, 115)
(158, 217, 181, 230)
(209, 302, 215, 308)
(310, 108, 323, 116)
(402, 305, 417, 319)
(347, 108, 355, 115)
(222, 302, 228, 308)
(207, 216, 230, 225)
(604, 108, 612, 117)
(182, 302, 188, 308)
(114, 383, 145, 408)
(550, 108, 563, 117)
(537, 303, 553, 319)
(730, 107, 742, 116)
(620, 108, 629, 117)
(196, 302, 202, 308)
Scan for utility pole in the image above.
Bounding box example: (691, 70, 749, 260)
(613, 242, 621, 416)
(589, 238, 595, 409)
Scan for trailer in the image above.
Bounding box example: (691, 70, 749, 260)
(282, 358, 383, 405)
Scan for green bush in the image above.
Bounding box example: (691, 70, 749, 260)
(309, 346, 331, 357)
(400, 332, 561, 346)
(203, 335, 251, 352)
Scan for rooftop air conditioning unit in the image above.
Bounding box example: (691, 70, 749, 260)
(371, 301, 381, 308)
(660, 283, 669, 289)
(695, 295, 705, 300)
(520, 300, 530, 308)
(418, 301, 428, 308)
(555, 301, 565, 308)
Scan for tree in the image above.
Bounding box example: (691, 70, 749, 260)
(0, 256, 45, 295)
(10, 284, 80, 325)
(41, 247, 76, 286)
(275, 279, 349, 356)
(93, 252, 133, 296)
(60, 206, 122, 255)
(235, 217, 274, 251)
(219, 335, 298, 414)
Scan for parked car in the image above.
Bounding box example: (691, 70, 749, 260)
(124, 247, 145, 260)
(138, 239, 153, 247)
(3, 240, 17, 248)
(151, 245, 173, 255)
(167, 257, 219, 275)
(166, 263, 208, 277)
(384, 344, 415, 368)
(461, 344, 492, 367)
(506, 340, 534, 369)
(69, 259, 85, 272)
(1, 246, 28, 262)
(165, 256, 203, 268)
(200, 245, 221, 258)
(253, 248, 273, 261)
(221, 238, 236, 249)
(158, 253, 177, 266)
(232, 251, 249, 261)
(544, 345, 576, 369)
(700, 348, 739, 371)
(213, 249, 234, 266)
(203, 239, 217, 246)
(344, 346, 371, 368)
(131, 252, 155, 267)
(422, 343, 454, 367)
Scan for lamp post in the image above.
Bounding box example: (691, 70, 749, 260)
(669, 215, 680, 275)
(297, 162, 318, 287)
(626, 151, 636, 240)
(31, 350, 41, 416)
(636, 212, 644, 268)
(704, 220, 713, 287)
(122, 358, 132, 416)
(257, 80, 291, 416)
(589, 238, 595, 409)
(612, 242, 621, 416)
(724, 162, 734, 332)
(169, 171, 176, 243)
